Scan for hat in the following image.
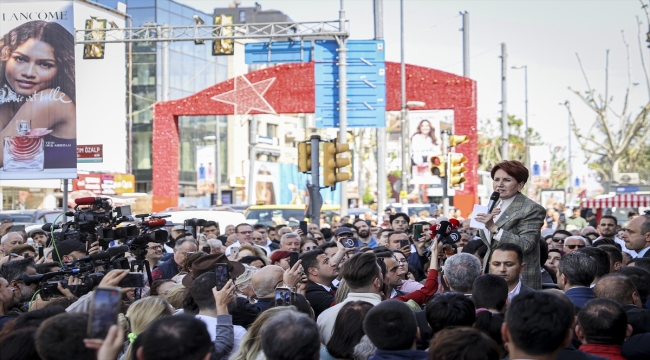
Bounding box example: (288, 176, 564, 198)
(28, 228, 47, 238)
(55, 240, 86, 256)
(269, 250, 291, 264)
(335, 227, 354, 236)
(172, 225, 185, 232)
(182, 253, 245, 288)
(165, 220, 175, 227)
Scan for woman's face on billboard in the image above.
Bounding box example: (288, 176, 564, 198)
(5, 39, 57, 96)
(420, 121, 431, 135)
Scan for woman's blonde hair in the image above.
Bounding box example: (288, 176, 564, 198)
(334, 279, 350, 305)
(164, 284, 189, 310)
(122, 297, 173, 360)
(230, 307, 295, 360)
(238, 244, 270, 265)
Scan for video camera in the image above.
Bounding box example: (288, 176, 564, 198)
(23, 266, 104, 300)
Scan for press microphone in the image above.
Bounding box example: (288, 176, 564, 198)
(487, 191, 501, 214)
(77, 245, 129, 262)
(74, 197, 101, 206)
(144, 218, 167, 227)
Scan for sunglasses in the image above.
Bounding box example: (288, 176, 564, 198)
(552, 237, 565, 243)
(564, 244, 585, 250)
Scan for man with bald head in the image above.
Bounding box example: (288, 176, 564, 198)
(594, 274, 650, 335)
(251, 265, 285, 312)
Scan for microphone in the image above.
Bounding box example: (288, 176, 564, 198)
(77, 245, 129, 262)
(74, 197, 102, 206)
(144, 218, 167, 227)
(486, 191, 501, 214)
(41, 223, 61, 232)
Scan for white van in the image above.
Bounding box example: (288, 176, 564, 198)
(155, 209, 246, 229)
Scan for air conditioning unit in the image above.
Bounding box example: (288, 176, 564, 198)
(285, 130, 296, 140)
(614, 173, 640, 185)
(285, 130, 304, 141)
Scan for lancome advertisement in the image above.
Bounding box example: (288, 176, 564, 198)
(0, 1, 76, 179)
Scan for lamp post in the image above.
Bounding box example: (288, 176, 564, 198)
(511, 65, 528, 169)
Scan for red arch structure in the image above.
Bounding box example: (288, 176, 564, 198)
(152, 61, 477, 212)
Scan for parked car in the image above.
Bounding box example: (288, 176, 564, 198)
(0, 210, 64, 225)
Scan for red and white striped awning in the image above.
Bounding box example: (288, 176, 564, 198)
(581, 194, 650, 209)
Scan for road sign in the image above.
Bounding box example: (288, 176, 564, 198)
(77, 145, 103, 163)
(400, 190, 407, 199)
(245, 41, 313, 64)
(615, 186, 639, 193)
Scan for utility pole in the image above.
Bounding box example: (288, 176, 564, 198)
(400, 0, 408, 213)
(567, 103, 572, 204)
(461, 11, 469, 78)
(441, 131, 449, 216)
(307, 135, 323, 224)
(338, 0, 349, 215)
(374, 0, 386, 218)
(214, 117, 222, 205)
(247, 115, 258, 204)
(500, 43, 508, 160)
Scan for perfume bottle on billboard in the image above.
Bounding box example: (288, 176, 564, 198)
(3, 120, 50, 172)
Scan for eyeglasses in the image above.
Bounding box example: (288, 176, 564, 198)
(303, 246, 318, 251)
(552, 237, 565, 243)
(238, 231, 253, 234)
(564, 244, 586, 250)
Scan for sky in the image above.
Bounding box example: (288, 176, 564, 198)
(178, 0, 650, 181)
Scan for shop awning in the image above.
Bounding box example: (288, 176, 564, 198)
(581, 194, 650, 209)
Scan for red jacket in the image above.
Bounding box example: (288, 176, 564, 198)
(395, 269, 438, 306)
(579, 344, 627, 360)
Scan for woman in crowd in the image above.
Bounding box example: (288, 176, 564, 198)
(119, 297, 173, 360)
(322, 301, 374, 360)
(230, 307, 294, 360)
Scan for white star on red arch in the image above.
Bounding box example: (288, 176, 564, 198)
(211, 76, 277, 115)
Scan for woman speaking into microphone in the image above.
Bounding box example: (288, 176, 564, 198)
(474, 160, 546, 289)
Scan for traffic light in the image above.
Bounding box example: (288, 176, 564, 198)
(449, 135, 469, 147)
(213, 14, 234, 55)
(430, 155, 446, 177)
(297, 142, 312, 173)
(323, 142, 351, 187)
(449, 153, 468, 187)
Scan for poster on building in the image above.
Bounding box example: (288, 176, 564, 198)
(540, 189, 565, 209)
(0, 1, 77, 179)
(408, 110, 445, 184)
(196, 146, 215, 195)
(252, 161, 280, 205)
(529, 145, 552, 191)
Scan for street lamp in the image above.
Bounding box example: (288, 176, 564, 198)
(511, 65, 528, 169)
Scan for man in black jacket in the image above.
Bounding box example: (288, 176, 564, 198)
(300, 249, 339, 318)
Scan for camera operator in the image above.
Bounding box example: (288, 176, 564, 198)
(152, 237, 198, 280)
(165, 225, 187, 252)
(146, 242, 164, 269)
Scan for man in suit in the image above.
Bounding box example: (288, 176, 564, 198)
(489, 243, 535, 301)
(557, 252, 597, 309)
(300, 248, 339, 318)
(475, 161, 546, 290)
(621, 214, 650, 258)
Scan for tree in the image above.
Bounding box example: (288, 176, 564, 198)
(564, 1, 650, 181)
(478, 115, 568, 190)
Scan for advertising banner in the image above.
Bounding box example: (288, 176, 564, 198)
(408, 110, 444, 184)
(196, 145, 216, 195)
(251, 161, 280, 205)
(529, 145, 552, 191)
(0, 1, 77, 179)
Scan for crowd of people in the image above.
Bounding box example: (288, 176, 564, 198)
(0, 160, 649, 360)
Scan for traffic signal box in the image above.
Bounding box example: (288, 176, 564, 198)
(297, 142, 312, 173)
(430, 155, 446, 177)
(449, 135, 469, 147)
(213, 14, 234, 55)
(323, 142, 351, 187)
(449, 153, 468, 187)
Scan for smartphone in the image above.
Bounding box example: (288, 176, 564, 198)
(38, 245, 44, 258)
(274, 287, 294, 306)
(289, 251, 300, 269)
(299, 220, 308, 235)
(87, 286, 122, 339)
(117, 272, 144, 288)
(230, 247, 239, 258)
(12, 224, 25, 232)
(399, 239, 410, 249)
(341, 237, 359, 249)
(202, 246, 211, 254)
(214, 263, 230, 291)
(413, 224, 422, 242)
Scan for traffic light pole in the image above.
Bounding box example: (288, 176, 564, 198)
(307, 135, 323, 225)
(441, 131, 449, 217)
(337, 0, 349, 216)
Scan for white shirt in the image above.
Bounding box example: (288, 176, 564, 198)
(195, 314, 247, 355)
(317, 292, 382, 345)
(508, 280, 522, 301)
(482, 196, 516, 244)
(636, 246, 650, 258)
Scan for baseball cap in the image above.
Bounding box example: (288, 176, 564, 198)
(182, 253, 245, 288)
(28, 228, 47, 238)
(335, 227, 354, 236)
(172, 225, 185, 232)
(55, 240, 87, 256)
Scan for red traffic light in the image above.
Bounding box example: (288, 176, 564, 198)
(432, 156, 441, 165)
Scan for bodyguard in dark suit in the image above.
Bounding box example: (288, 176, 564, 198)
(300, 249, 339, 319)
(557, 252, 597, 309)
(475, 161, 546, 290)
(488, 243, 536, 300)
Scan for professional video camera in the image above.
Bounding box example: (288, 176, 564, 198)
(23, 265, 104, 300)
(183, 218, 206, 239)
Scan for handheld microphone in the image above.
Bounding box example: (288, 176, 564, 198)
(77, 245, 129, 262)
(144, 218, 167, 227)
(486, 192, 501, 214)
(74, 197, 101, 206)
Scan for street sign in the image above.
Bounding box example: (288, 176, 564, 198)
(615, 186, 639, 193)
(77, 145, 103, 163)
(245, 41, 313, 64)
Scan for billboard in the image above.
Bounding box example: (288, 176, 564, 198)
(408, 110, 444, 184)
(196, 146, 216, 195)
(0, 1, 77, 179)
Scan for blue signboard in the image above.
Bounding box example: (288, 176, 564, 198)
(245, 41, 314, 64)
(616, 186, 639, 193)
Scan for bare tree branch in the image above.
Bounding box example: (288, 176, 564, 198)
(636, 15, 650, 97)
(575, 53, 597, 105)
(620, 32, 633, 120)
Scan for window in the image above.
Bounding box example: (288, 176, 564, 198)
(267, 124, 278, 138)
